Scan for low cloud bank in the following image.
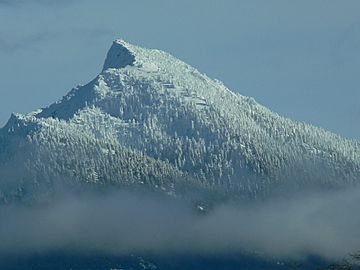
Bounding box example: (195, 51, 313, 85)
(0, 187, 359, 260)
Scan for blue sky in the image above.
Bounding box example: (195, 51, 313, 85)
(0, 0, 359, 139)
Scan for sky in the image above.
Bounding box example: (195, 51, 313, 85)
(0, 0, 359, 140)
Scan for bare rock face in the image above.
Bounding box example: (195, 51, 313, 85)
(102, 39, 137, 70)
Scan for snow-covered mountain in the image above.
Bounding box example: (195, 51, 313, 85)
(0, 39, 360, 203)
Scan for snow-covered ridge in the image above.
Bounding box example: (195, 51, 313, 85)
(1, 113, 40, 135)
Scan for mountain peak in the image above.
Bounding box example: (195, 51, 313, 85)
(102, 39, 137, 71)
(2, 38, 360, 206)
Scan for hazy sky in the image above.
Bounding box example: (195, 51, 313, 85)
(0, 0, 359, 139)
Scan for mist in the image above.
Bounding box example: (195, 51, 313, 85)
(0, 186, 359, 261)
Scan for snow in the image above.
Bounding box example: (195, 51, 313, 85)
(1, 38, 360, 203)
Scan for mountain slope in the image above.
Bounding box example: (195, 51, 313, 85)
(0, 39, 360, 203)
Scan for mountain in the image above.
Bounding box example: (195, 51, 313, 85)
(0, 39, 360, 204)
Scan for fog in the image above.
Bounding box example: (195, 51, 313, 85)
(0, 186, 359, 260)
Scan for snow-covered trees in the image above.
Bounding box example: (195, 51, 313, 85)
(1, 39, 360, 203)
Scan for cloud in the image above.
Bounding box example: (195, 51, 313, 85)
(0, 186, 359, 260)
(0, 0, 76, 7)
(0, 32, 54, 53)
(0, 28, 112, 53)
